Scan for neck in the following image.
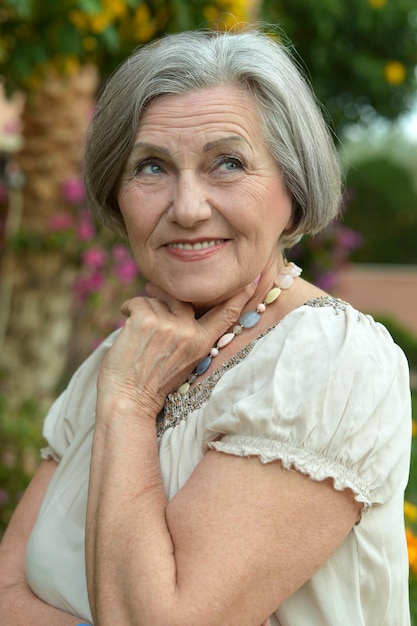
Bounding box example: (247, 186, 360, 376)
(193, 256, 288, 318)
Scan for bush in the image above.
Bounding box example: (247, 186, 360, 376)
(374, 314, 417, 372)
(343, 156, 417, 264)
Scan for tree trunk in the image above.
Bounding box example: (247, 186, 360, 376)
(0, 66, 98, 411)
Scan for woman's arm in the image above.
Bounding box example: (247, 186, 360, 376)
(0, 459, 92, 625)
(85, 289, 361, 626)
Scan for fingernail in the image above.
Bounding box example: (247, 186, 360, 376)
(253, 274, 261, 286)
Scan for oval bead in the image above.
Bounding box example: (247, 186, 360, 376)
(177, 382, 190, 395)
(239, 310, 260, 328)
(264, 287, 282, 304)
(276, 273, 293, 289)
(287, 262, 302, 277)
(217, 332, 236, 348)
(195, 355, 212, 375)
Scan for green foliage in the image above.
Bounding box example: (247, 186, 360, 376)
(342, 156, 417, 263)
(0, 395, 45, 537)
(373, 315, 417, 371)
(0, 0, 171, 94)
(262, 0, 417, 132)
(0, 0, 416, 134)
(0, 0, 249, 95)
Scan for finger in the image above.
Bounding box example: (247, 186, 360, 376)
(197, 280, 258, 341)
(120, 294, 170, 318)
(144, 283, 196, 317)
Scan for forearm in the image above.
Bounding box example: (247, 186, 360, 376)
(86, 397, 179, 626)
(0, 581, 90, 625)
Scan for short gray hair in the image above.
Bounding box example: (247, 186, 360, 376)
(84, 27, 342, 248)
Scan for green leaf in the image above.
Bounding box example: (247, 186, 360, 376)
(4, 0, 33, 19)
(77, 0, 102, 14)
(99, 24, 121, 53)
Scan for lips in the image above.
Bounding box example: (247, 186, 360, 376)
(166, 239, 224, 250)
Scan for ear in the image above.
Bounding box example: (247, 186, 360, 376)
(283, 198, 296, 231)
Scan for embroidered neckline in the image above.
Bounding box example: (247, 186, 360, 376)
(157, 295, 349, 438)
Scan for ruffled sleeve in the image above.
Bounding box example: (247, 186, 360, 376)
(40, 329, 120, 462)
(207, 302, 411, 512)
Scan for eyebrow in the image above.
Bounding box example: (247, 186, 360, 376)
(203, 136, 247, 152)
(130, 142, 171, 155)
(131, 135, 247, 156)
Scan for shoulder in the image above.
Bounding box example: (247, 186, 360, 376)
(41, 329, 122, 461)
(208, 295, 411, 506)
(274, 294, 407, 367)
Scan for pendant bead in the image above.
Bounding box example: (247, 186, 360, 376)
(287, 262, 302, 277)
(195, 355, 212, 375)
(217, 332, 236, 349)
(239, 310, 261, 328)
(276, 273, 293, 289)
(264, 287, 282, 304)
(177, 382, 190, 395)
(175, 262, 302, 394)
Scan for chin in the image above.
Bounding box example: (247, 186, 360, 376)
(168, 282, 224, 305)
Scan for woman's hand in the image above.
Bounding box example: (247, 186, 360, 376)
(97, 280, 257, 417)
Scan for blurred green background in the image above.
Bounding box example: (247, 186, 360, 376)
(0, 0, 416, 619)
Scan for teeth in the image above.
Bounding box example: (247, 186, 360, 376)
(168, 239, 223, 250)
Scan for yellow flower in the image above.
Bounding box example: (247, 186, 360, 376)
(406, 527, 417, 574)
(404, 501, 417, 523)
(384, 61, 406, 86)
(412, 420, 417, 437)
(69, 9, 88, 30)
(203, 5, 219, 21)
(88, 11, 114, 34)
(134, 22, 157, 44)
(368, 0, 387, 7)
(103, 0, 127, 19)
(134, 4, 151, 25)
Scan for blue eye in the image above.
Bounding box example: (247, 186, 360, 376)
(217, 156, 244, 172)
(135, 160, 163, 175)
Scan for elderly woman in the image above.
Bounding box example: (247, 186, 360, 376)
(0, 28, 411, 626)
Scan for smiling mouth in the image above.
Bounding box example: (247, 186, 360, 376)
(166, 239, 224, 250)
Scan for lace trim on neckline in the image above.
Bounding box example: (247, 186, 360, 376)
(157, 295, 348, 438)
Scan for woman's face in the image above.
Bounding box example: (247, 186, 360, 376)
(117, 85, 293, 308)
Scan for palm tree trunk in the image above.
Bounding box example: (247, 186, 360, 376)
(0, 65, 98, 410)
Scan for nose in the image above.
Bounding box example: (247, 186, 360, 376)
(169, 170, 212, 227)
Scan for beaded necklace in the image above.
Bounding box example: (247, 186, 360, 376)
(176, 262, 302, 395)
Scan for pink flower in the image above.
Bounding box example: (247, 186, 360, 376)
(82, 246, 107, 269)
(77, 211, 96, 241)
(111, 245, 139, 283)
(48, 213, 74, 232)
(335, 226, 363, 251)
(62, 177, 85, 204)
(112, 245, 131, 261)
(74, 271, 105, 304)
(114, 258, 138, 284)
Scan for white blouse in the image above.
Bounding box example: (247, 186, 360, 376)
(25, 297, 412, 625)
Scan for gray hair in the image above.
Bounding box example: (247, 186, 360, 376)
(84, 27, 342, 248)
